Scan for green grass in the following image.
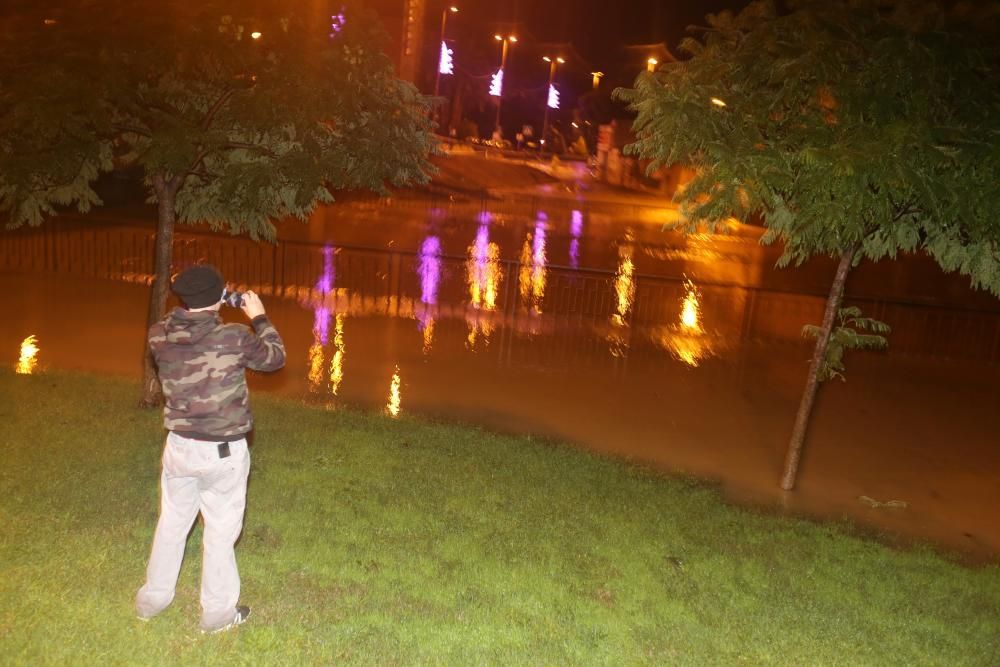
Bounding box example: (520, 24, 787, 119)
(1, 369, 998, 666)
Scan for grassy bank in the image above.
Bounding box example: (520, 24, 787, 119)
(1, 369, 997, 665)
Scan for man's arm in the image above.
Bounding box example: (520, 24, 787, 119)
(240, 291, 286, 372)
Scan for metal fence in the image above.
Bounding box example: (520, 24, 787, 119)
(2, 219, 999, 365)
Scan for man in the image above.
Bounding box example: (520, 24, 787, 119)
(136, 265, 285, 634)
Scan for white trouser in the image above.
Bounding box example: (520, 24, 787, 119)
(136, 432, 251, 630)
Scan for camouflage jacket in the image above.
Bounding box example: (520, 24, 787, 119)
(149, 308, 286, 441)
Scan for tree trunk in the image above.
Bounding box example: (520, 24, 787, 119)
(780, 245, 858, 491)
(138, 174, 181, 408)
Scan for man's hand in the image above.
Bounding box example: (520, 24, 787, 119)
(240, 291, 266, 320)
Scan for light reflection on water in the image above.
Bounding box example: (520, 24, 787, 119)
(569, 209, 583, 269)
(308, 246, 337, 392)
(466, 217, 502, 349)
(330, 313, 346, 395)
(386, 364, 401, 417)
(417, 235, 442, 354)
(518, 213, 548, 314)
(17, 335, 39, 375)
(612, 229, 636, 327)
(650, 280, 716, 367)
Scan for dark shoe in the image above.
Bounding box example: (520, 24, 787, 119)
(203, 605, 251, 634)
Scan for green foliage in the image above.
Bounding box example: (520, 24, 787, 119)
(616, 0, 1000, 295)
(803, 306, 890, 382)
(0, 0, 435, 239)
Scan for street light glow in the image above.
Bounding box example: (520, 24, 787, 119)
(489, 68, 503, 97)
(439, 41, 454, 75)
(251, 31, 262, 39)
(557, 57, 565, 64)
(449, 6, 459, 12)
(547, 84, 560, 109)
(711, 97, 727, 107)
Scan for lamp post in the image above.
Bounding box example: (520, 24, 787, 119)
(591, 71, 604, 90)
(492, 34, 517, 137)
(647, 57, 658, 73)
(433, 6, 458, 99)
(541, 56, 564, 154)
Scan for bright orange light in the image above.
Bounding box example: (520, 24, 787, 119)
(557, 57, 565, 64)
(680, 282, 702, 332)
(386, 365, 401, 417)
(250, 31, 262, 39)
(711, 97, 727, 107)
(543, 56, 551, 62)
(422, 317, 435, 355)
(307, 342, 324, 392)
(494, 34, 502, 41)
(509, 36, 518, 43)
(614, 253, 635, 324)
(17, 335, 39, 375)
(449, 6, 459, 12)
(330, 314, 345, 395)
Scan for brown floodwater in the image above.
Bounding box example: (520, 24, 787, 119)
(2, 201, 999, 563)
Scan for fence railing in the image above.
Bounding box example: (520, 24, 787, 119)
(2, 219, 999, 365)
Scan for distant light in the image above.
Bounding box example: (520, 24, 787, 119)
(557, 57, 565, 64)
(250, 31, 262, 39)
(509, 36, 518, 43)
(647, 58, 658, 65)
(494, 34, 502, 41)
(43, 19, 57, 26)
(438, 40, 454, 75)
(711, 97, 727, 107)
(449, 6, 459, 12)
(543, 56, 551, 62)
(647, 57, 658, 73)
(571, 122, 579, 128)
(330, 7, 347, 36)
(547, 84, 560, 109)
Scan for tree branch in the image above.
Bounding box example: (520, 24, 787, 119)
(201, 90, 235, 131)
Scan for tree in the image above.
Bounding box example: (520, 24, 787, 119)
(0, 0, 435, 405)
(616, 0, 1000, 489)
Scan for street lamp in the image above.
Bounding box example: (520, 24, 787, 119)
(591, 71, 604, 90)
(433, 6, 458, 99)
(492, 34, 517, 136)
(541, 56, 565, 153)
(647, 57, 657, 72)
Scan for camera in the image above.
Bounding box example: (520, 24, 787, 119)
(222, 288, 244, 308)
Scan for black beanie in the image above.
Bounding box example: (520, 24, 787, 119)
(172, 265, 225, 309)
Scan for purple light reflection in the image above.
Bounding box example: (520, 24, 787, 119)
(418, 234, 442, 307)
(313, 245, 335, 345)
(570, 209, 583, 269)
(330, 7, 346, 36)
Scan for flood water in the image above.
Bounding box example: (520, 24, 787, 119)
(3, 198, 999, 562)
